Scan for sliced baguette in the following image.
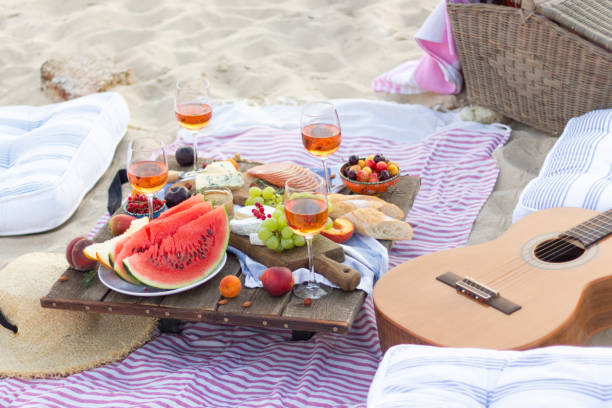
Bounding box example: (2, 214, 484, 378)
(328, 193, 404, 220)
(342, 208, 413, 241)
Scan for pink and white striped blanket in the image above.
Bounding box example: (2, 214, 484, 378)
(0, 122, 509, 407)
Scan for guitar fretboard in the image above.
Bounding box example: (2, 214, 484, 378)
(563, 209, 612, 247)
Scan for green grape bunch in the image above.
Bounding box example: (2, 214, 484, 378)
(257, 201, 334, 253)
(245, 186, 283, 207)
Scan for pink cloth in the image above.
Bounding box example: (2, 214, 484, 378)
(373, 0, 463, 95)
(0, 122, 510, 407)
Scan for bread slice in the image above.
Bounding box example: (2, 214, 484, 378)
(328, 193, 404, 220)
(342, 208, 413, 241)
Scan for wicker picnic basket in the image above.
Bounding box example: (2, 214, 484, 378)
(447, 0, 612, 135)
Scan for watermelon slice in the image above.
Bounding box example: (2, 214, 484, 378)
(156, 193, 205, 220)
(112, 201, 212, 283)
(123, 206, 229, 289)
(82, 217, 149, 269)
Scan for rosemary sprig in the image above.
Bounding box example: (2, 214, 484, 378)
(82, 270, 97, 288)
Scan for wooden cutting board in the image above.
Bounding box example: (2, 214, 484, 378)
(213, 159, 358, 290)
(229, 232, 361, 291)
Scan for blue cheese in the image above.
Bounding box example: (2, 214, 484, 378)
(196, 161, 244, 191)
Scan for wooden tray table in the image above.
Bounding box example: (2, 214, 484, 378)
(41, 159, 420, 337)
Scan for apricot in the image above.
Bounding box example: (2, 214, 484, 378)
(68, 237, 97, 271)
(261, 266, 294, 296)
(109, 214, 136, 236)
(320, 218, 354, 244)
(219, 275, 242, 298)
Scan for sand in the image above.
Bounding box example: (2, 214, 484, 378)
(0, 0, 446, 263)
(4, 1, 606, 344)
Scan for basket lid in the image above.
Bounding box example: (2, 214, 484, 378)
(535, 0, 612, 51)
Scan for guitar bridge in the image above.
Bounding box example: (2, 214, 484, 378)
(455, 277, 499, 302)
(437, 272, 521, 315)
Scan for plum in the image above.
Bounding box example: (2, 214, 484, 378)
(165, 185, 189, 208)
(175, 146, 194, 167)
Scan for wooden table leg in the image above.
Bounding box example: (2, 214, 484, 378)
(159, 318, 182, 334)
(291, 330, 315, 341)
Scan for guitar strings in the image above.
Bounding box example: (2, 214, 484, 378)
(452, 212, 612, 291)
(482, 221, 608, 288)
(488, 227, 603, 290)
(479, 220, 595, 283)
(492, 218, 612, 291)
(481, 233, 576, 284)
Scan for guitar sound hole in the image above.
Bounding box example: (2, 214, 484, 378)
(534, 239, 584, 263)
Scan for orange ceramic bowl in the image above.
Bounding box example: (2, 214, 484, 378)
(339, 161, 400, 195)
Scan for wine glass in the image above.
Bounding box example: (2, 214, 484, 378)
(284, 175, 329, 299)
(301, 101, 341, 192)
(174, 78, 212, 172)
(126, 138, 168, 220)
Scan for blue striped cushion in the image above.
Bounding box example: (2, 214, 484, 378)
(0, 92, 129, 235)
(513, 110, 612, 223)
(368, 345, 612, 407)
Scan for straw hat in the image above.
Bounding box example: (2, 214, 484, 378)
(0, 252, 157, 379)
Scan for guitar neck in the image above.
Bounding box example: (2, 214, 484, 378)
(562, 209, 612, 246)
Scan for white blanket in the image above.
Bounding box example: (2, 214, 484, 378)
(179, 98, 459, 143)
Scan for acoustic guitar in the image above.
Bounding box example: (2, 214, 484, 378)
(374, 207, 612, 351)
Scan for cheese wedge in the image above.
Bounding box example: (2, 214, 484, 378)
(196, 161, 244, 190)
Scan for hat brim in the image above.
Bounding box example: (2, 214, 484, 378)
(0, 253, 157, 379)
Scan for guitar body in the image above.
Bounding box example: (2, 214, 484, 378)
(374, 207, 612, 351)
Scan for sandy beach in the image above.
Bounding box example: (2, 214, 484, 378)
(0, 0, 456, 263)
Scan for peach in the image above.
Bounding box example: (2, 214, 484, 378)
(320, 218, 354, 243)
(109, 214, 137, 236)
(70, 238, 97, 271)
(261, 266, 294, 296)
(66, 236, 86, 266)
(219, 275, 242, 298)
